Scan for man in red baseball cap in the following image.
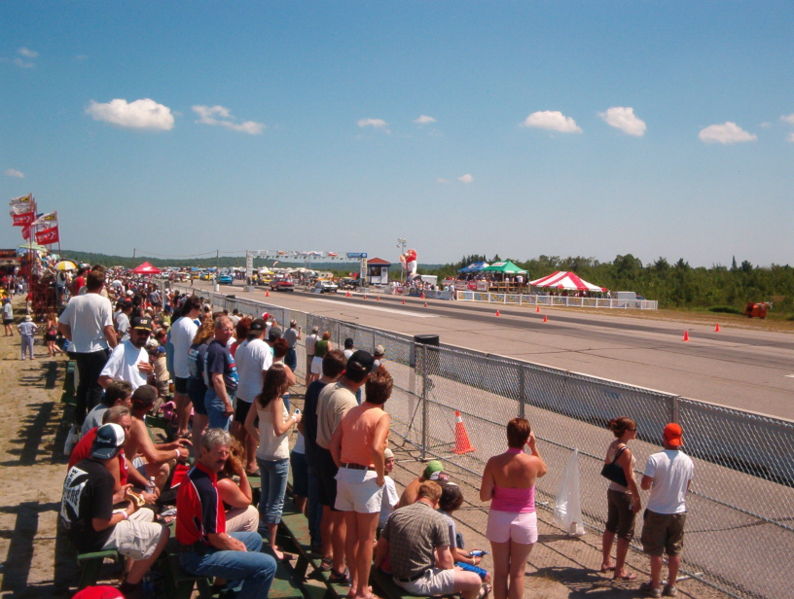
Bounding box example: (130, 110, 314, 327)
(639, 423, 695, 598)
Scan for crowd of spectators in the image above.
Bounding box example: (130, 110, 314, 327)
(49, 263, 693, 599)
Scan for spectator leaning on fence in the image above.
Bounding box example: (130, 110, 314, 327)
(639, 423, 694, 598)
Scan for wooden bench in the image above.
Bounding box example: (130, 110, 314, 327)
(278, 499, 349, 599)
(371, 569, 430, 599)
(76, 548, 120, 589)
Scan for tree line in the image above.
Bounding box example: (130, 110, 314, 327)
(429, 254, 794, 317)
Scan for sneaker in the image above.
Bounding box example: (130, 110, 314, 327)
(663, 584, 678, 597)
(640, 582, 662, 598)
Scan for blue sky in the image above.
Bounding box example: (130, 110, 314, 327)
(2, 1, 792, 268)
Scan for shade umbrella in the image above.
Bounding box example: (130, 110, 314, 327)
(55, 260, 78, 271)
(17, 243, 48, 253)
(131, 261, 162, 275)
(529, 271, 607, 292)
(458, 261, 490, 274)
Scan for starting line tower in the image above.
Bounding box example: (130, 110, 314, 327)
(244, 250, 368, 285)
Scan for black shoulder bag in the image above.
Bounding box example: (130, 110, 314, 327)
(601, 445, 628, 487)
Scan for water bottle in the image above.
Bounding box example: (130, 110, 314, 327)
(469, 550, 487, 557)
(146, 476, 156, 495)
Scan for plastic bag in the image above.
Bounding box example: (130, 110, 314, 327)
(554, 448, 585, 536)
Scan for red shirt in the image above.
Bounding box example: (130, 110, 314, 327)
(68, 427, 128, 485)
(176, 461, 225, 546)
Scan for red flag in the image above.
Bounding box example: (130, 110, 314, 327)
(35, 225, 60, 245)
(12, 211, 36, 226)
(21, 225, 31, 240)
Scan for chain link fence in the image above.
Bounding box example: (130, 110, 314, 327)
(182, 286, 793, 599)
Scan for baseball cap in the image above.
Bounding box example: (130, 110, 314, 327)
(423, 460, 444, 480)
(91, 423, 126, 460)
(249, 318, 267, 332)
(347, 350, 375, 374)
(131, 315, 153, 331)
(384, 448, 394, 460)
(663, 423, 683, 447)
(268, 326, 283, 341)
(373, 344, 385, 357)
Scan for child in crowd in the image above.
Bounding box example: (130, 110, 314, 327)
(18, 314, 37, 360)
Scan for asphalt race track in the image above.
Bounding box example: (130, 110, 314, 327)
(198, 281, 794, 421)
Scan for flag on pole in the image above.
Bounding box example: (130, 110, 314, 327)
(12, 211, 37, 226)
(31, 211, 57, 227)
(35, 225, 60, 245)
(9, 194, 34, 215)
(21, 224, 31, 240)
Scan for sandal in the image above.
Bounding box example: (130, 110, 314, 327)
(599, 565, 615, 573)
(328, 569, 350, 584)
(614, 572, 637, 581)
(320, 557, 334, 572)
(478, 583, 492, 599)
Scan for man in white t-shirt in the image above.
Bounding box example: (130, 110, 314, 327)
(639, 423, 694, 598)
(233, 318, 273, 473)
(170, 296, 202, 437)
(59, 267, 117, 423)
(304, 326, 319, 386)
(98, 316, 154, 391)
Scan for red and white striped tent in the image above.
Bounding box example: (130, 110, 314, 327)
(528, 271, 607, 292)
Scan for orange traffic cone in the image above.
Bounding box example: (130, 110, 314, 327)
(535, 305, 540, 313)
(423, 302, 428, 308)
(543, 314, 548, 323)
(453, 411, 475, 454)
(345, 290, 351, 297)
(420, 292, 426, 300)
(376, 296, 380, 302)
(265, 290, 270, 297)
(714, 323, 720, 332)
(495, 310, 501, 317)
(401, 298, 406, 305)
(682, 330, 689, 342)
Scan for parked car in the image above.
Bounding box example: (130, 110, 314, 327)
(270, 279, 294, 292)
(313, 280, 338, 294)
(217, 274, 234, 285)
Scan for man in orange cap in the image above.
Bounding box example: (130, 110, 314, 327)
(639, 423, 694, 598)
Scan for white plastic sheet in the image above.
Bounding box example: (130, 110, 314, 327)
(554, 448, 586, 536)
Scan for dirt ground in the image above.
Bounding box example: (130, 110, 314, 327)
(0, 297, 730, 599)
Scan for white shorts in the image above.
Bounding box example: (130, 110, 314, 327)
(486, 509, 538, 545)
(395, 568, 457, 596)
(310, 356, 323, 375)
(334, 466, 383, 513)
(102, 508, 164, 560)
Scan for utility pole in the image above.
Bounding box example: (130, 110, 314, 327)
(396, 238, 407, 282)
(133, 248, 136, 259)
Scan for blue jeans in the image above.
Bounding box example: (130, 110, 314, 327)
(205, 388, 232, 430)
(257, 457, 289, 527)
(285, 347, 298, 372)
(306, 463, 323, 545)
(179, 532, 276, 599)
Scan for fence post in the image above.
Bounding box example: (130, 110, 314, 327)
(518, 364, 526, 419)
(420, 343, 429, 461)
(671, 395, 681, 424)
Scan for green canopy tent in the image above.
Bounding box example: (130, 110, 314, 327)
(482, 260, 527, 275)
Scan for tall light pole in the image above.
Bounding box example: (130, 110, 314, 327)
(396, 238, 407, 282)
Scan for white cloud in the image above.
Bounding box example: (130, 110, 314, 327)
(357, 118, 390, 133)
(458, 173, 474, 184)
(436, 178, 449, 184)
(787, 132, 794, 143)
(4, 168, 24, 178)
(698, 122, 757, 144)
(192, 105, 264, 135)
(521, 110, 582, 133)
(414, 115, 437, 125)
(18, 47, 38, 58)
(781, 113, 794, 125)
(86, 98, 175, 130)
(13, 58, 34, 68)
(598, 106, 646, 137)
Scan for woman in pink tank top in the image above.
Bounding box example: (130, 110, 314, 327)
(330, 366, 392, 599)
(480, 418, 547, 599)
